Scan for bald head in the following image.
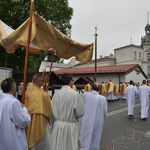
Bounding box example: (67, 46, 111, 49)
(32, 73, 43, 88)
(91, 82, 100, 91)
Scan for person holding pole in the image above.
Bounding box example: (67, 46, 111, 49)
(0, 77, 30, 150)
(25, 73, 52, 150)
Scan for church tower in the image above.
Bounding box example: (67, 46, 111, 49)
(141, 12, 150, 48)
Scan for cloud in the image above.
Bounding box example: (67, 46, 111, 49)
(68, 0, 150, 59)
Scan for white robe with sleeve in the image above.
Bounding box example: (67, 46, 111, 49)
(51, 85, 84, 150)
(125, 85, 138, 115)
(138, 84, 150, 119)
(0, 93, 31, 150)
(0, 89, 3, 98)
(79, 90, 108, 150)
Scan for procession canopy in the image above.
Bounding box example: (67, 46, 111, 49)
(0, 20, 14, 42)
(1, 12, 94, 63)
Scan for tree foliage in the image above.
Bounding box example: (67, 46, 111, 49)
(0, 0, 73, 74)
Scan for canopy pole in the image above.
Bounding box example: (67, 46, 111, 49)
(49, 52, 54, 77)
(94, 26, 98, 82)
(22, 0, 34, 104)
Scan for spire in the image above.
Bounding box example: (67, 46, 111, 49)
(147, 12, 149, 24)
(130, 37, 132, 44)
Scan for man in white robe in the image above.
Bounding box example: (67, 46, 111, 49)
(125, 80, 138, 119)
(79, 82, 108, 150)
(51, 73, 84, 150)
(0, 89, 3, 98)
(0, 77, 31, 150)
(138, 79, 150, 120)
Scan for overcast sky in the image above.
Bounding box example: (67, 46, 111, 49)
(68, 0, 150, 59)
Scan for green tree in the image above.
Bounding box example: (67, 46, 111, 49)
(0, 0, 73, 74)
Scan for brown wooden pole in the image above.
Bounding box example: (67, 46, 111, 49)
(47, 52, 54, 90)
(49, 52, 54, 77)
(22, 0, 34, 104)
(94, 26, 98, 82)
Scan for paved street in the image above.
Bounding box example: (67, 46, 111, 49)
(100, 99, 150, 150)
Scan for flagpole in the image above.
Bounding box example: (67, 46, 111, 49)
(22, 0, 34, 104)
(94, 26, 98, 82)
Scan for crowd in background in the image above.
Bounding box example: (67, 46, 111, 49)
(0, 74, 150, 150)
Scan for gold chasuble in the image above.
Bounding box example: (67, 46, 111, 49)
(113, 84, 119, 96)
(84, 84, 92, 92)
(72, 84, 77, 91)
(120, 83, 126, 95)
(99, 83, 107, 96)
(107, 82, 114, 93)
(25, 83, 52, 148)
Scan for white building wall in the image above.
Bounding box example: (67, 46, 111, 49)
(115, 48, 132, 63)
(115, 45, 148, 76)
(115, 46, 143, 64)
(126, 70, 146, 85)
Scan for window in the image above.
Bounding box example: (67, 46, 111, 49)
(148, 66, 150, 78)
(139, 52, 141, 60)
(134, 51, 136, 60)
(147, 53, 150, 61)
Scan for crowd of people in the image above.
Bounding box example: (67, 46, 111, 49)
(0, 73, 150, 150)
(85, 79, 150, 120)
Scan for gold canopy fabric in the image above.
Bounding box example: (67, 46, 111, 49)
(1, 12, 94, 63)
(0, 20, 14, 41)
(0, 20, 42, 53)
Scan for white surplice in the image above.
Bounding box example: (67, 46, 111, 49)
(79, 90, 108, 150)
(0, 93, 31, 150)
(107, 91, 114, 101)
(125, 85, 138, 115)
(51, 85, 84, 150)
(0, 89, 3, 98)
(138, 84, 150, 119)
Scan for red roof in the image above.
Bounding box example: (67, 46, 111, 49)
(54, 64, 142, 75)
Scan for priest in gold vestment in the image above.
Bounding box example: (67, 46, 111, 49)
(25, 73, 52, 150)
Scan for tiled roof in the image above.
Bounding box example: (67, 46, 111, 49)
(54, 64, 141, 75)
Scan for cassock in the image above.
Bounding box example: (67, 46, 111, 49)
(79, 90, 108, 150)
(125, 85, 138, 116)
(0, 93, 31, 150)
(138, 84, 150, 119)
(51, 85, 84, 150)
